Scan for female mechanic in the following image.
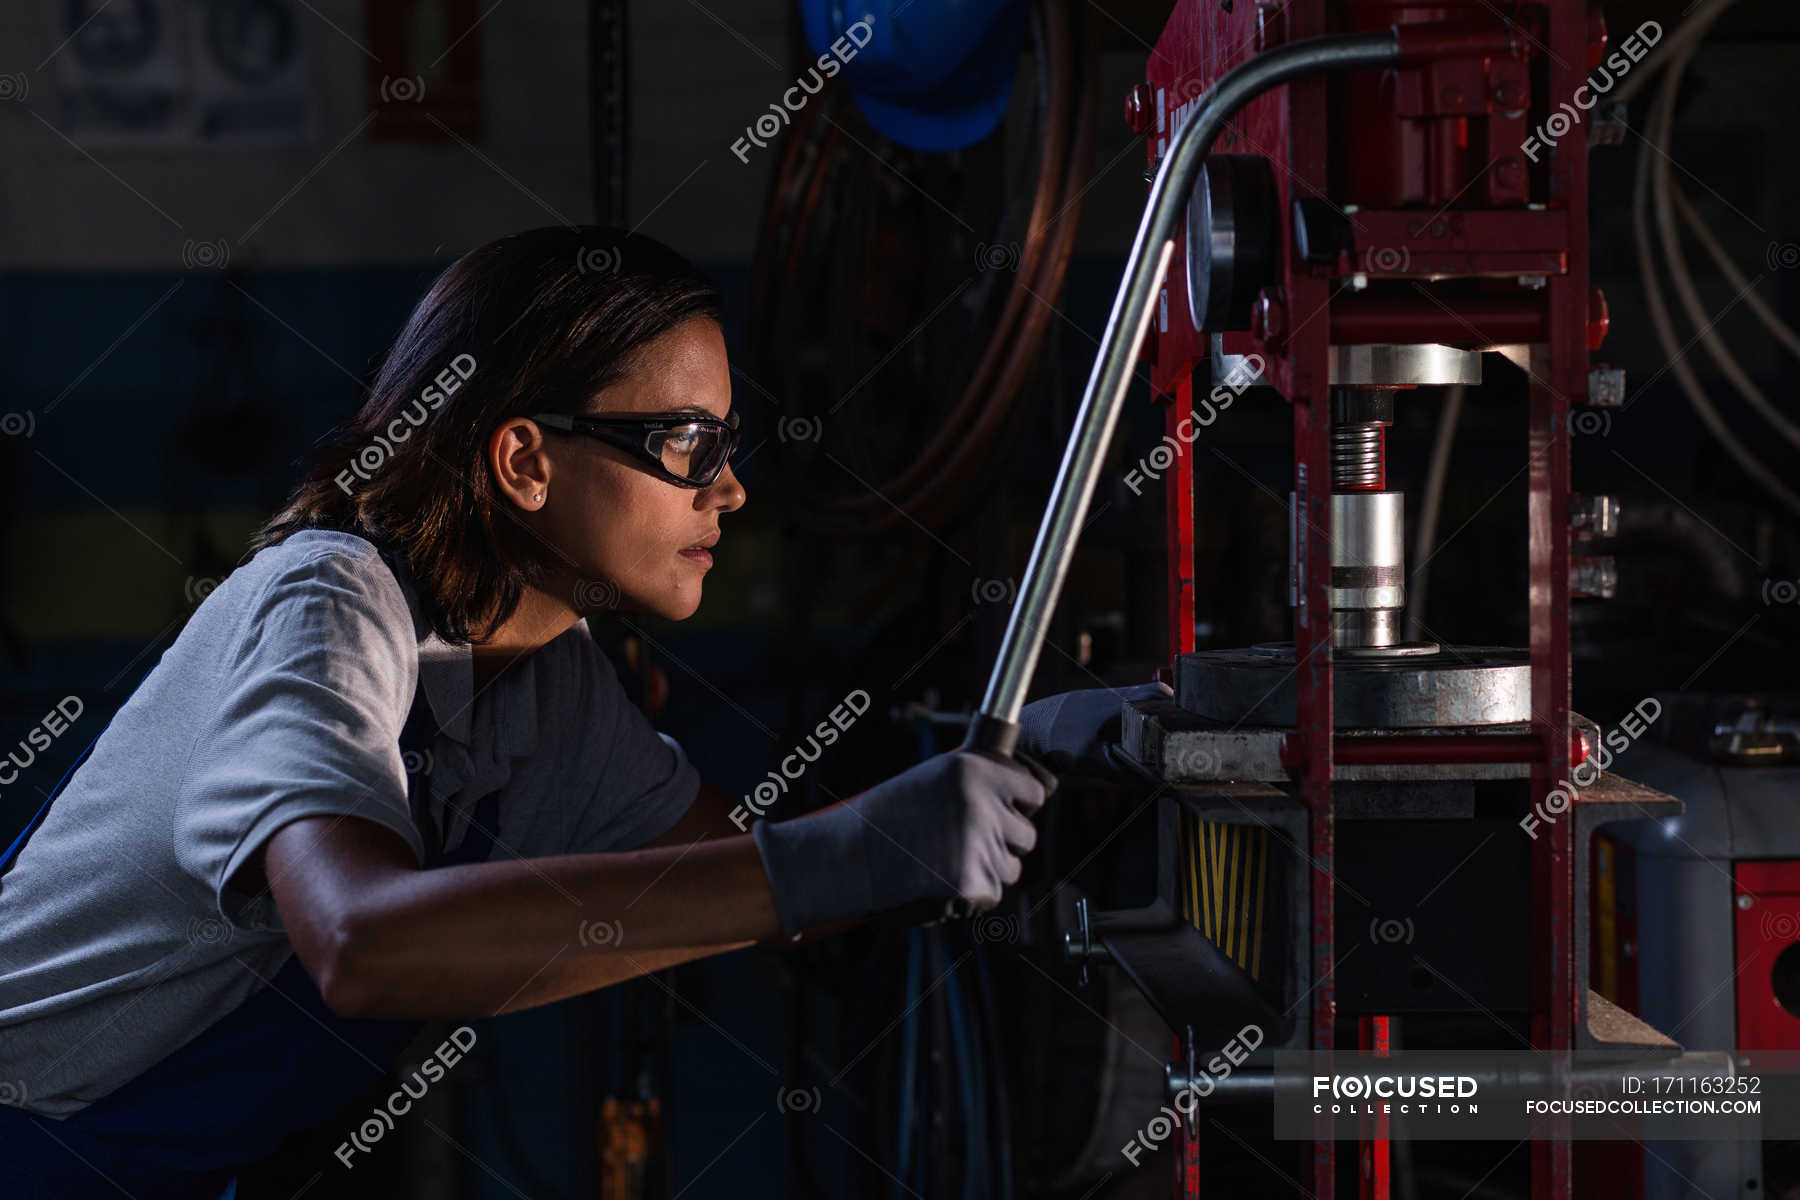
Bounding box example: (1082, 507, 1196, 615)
(0, 225, 1158, 1198)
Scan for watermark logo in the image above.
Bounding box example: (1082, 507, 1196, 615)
(1568, 409, 1612, 437)
(1363, 246, 1410, 274)
(977, 242, 1021, 271)
(778, 415, 822, 443)
(776, 1086, 821, 1114)
(972, 913, 1022, 944)
(970, 577, 1016, 606)
(1167, 745, 1221, 777)
(1313, 1072, 1478, 1111)
(1761, 909, 1800, 941)
(182, 238, 230, 270)
(1124, 354, 1265, 496)
(187, 915, 234, 947)
(730, 689, 873, 829)
(578, 919, 624, 949)
(573, 577, 622, 611)
(731, 20, 875, 163)
(334, 1025, 477, 1168)
(1522, 21, 1662, 162)
(378, 76, 425, 104)
(0, 410, 36, 438)
(335, 353, 477, 494)
(1122, 1024, 1264, 1166)
(1369, 916, 1415, 945)
(576, 244, 622, 275)
(0, 696, 84, 795)
(1763, 579, 1800, 605)
(1521, 698, 1662, 839)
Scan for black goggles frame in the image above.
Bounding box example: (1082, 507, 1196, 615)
(531, 409, 740, 489)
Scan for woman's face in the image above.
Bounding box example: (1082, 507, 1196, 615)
(530, 316, 746, 621)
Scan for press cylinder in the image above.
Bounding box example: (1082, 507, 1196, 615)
(1330, 490, 1406, 649)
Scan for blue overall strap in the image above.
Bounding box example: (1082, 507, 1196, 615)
(1, 683, 503, 1200)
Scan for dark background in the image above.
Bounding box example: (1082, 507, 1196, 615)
(2, 1, 1798, 1197)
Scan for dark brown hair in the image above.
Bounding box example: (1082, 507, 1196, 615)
(249, 225, 723, 643)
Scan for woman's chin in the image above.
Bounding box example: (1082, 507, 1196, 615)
(624, 587, 700, 623)
(655, 593, 702, 622)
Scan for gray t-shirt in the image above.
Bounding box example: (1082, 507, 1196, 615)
(0, 529, 699, 1117)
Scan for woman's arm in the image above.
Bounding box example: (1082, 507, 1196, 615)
(641, 775, 753, 845)
(260, 812, 791, 1020)
(260, 751, 1045, 1021)
(641, 777, 864, 944)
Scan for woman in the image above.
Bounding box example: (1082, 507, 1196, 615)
(0, 225, 1137, 1199)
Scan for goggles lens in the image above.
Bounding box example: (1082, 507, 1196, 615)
(653, 418, 736, 484)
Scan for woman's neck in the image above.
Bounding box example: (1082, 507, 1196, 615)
(469, 586, 579, 693)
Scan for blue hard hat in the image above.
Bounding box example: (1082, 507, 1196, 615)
(799, 0, 1029, 152)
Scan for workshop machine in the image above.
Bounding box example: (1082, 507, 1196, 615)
(953, 1, 1734, 1197)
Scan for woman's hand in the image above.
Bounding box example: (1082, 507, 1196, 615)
(750, 749, 1053, 939)
(1014, 681, 1172, 779)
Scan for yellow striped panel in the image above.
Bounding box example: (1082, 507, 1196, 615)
(1178, 807, 1272, 983)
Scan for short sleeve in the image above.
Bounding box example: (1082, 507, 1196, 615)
(174, 545, 427, 931)
(563, 636, 701, 853)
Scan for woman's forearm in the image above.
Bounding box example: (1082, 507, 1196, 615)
(488, 941, 755, 1015)
(331, 833, 788, 1018)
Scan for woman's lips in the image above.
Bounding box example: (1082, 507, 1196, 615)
(677, 547, 713, 567)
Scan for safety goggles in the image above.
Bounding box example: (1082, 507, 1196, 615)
(531, 408, 741, 489)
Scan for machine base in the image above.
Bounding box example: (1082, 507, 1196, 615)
(1176, 643, 1533, 729)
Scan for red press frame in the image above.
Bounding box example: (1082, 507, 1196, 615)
(1142, 1, 1592, 1195)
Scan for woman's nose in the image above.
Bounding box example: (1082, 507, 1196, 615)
(703, 461, 746, 512)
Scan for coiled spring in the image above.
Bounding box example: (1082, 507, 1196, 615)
(1331, 423, 1383, 489)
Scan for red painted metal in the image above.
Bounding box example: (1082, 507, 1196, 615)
(1128, 81, 1158, 136)
(1329, 297, 1549, 346)
(1173, 1029, 1202, 1198)
(1733, 861, 1800, 1051)
(1303, 734, 1546, 767)
(1338, 209, 1569, 277)
(1143, 0, 1587, 1193)
(1529, 0, 1584, 1191)
(1571, 727, 1591, 768)
(1167, 376, 1198, 660)
(1357, 1016, 1391, 1200)
(1588, 286, 1611, 352)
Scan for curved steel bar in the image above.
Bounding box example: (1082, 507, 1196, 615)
(968, 31, 1403, 753)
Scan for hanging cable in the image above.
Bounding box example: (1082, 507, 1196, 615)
(747, 0, 1099, 540)
(1630, 5, 1800, 515)
(1648, 64, 1800, 451)
(893, 925, 923, 1200)
(1670, 185, 1800, 363)
(1610, 0, 1741, 106)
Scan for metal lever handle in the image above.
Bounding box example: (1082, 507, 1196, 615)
(900, 34, 1410, 934)
(963, 30, 1406, 743)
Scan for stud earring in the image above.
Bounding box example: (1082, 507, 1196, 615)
(534, 493, 544, 503)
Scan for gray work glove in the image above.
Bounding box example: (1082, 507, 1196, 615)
(1015, 682, 1172, 779)
(750, 749, 1056, 939)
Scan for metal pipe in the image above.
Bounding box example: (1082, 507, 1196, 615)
(965, 30, 1406, 756)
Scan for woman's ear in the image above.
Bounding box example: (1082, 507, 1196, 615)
(488, 417, 552, 511)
